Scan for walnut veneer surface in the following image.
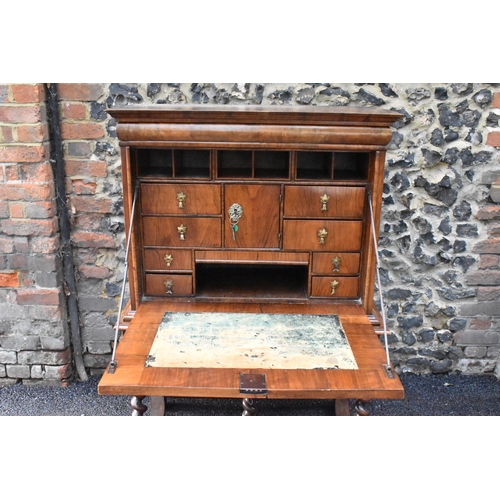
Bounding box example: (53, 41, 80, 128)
(99, 301, 403, 400)
(98, 105, 404, 408)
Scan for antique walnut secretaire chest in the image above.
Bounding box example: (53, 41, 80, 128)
(98, 105, 404, 416)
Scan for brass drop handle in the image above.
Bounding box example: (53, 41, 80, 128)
(164, 254, 174, 267)
(177, 192, 186, 208)
(332, 256, 341, 272)
(320, 194, 330, 211)
(330, 280, 339, 295)
(165, 279, 174, 294)
(177, 224, 187, 240)
(318, 228, 328, 245)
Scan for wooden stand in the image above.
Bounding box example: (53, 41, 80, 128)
(98, 105, 404, 415)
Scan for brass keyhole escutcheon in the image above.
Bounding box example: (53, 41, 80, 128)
(330, 280, 339, 295)
(320, 194, 330, 211)
(177, 192, 186, 208)
(332, 256, 341, 272)
(228, 203, 243, 241)
(165, 279, 174, 294)
(164, 254, 174, 267)
(318, 228, 328, 245)
(177, 224, 187, 240)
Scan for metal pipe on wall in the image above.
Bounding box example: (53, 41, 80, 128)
(45, 83, 88, 382)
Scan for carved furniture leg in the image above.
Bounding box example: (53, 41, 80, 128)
(131, 396, 147, 416)
(335, 399, 350, 416)
(150, 396, 166, 416)
(354, 398, 370, 416)
(242, 398, 257, 416)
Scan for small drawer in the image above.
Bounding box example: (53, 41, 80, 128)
(282, 220, 363, 251)
(142, 217, 221, 247)
(145, 274, 193, 296)
(284, 186, 365, 218)
(141, 183, 221, 215)
(143, 249, 192, 271)
(310, 277, 359, 298)
(312, 253, 360, 275)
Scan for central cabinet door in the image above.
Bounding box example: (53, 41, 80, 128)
(224, 184, 281, 248)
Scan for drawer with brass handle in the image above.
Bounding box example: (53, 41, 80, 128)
(143, 249, 192, 272)
(312, 253, 361, 275)
(142, 217, 221, 247)
(310, 276, 359, 298)
(141, 183, 221, 215)
(284, 186, 365, 218)
(282, 220, 362, 251)
(144, 274, 193, 296)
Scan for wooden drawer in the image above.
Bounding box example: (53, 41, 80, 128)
(142, 217, 221, 247)
(145, 274, 193, 296)
(284, 186, 365, 218)
(141, 183, 221, 215)
(144, 249, 192, 271)
(312, 253, 361, 275)
(311, 277, 359, 298)
(283, 220, 363, 251)
(224, 184, 281, 249)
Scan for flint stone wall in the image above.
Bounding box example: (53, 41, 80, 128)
(1, 83, 500, 385)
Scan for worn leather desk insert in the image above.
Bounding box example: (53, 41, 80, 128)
(145, 312, 358, 370)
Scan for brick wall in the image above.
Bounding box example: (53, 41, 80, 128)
(1, 83, 500, 385)
(0, 84, 71, 385)
(476, 91, 500, 376)
(57, 84, 121, 375)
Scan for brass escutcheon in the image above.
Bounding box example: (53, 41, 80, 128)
(164, 254, 174, 267)
(165, 279, 174, 294)
(332, 256, 341, 272)
(330, 280, 339, 295)
(177, 224, 187, 240)
(176, 192, 186, 208)
(320, 194, 330, 211)
(318, 228, 328, 245)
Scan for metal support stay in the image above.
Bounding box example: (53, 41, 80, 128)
(108, 185, 139, 374)
(367, 190, 393, 378)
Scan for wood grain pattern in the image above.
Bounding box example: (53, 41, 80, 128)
(195, 250, 309, 265)
(143, 249, 192, 271)
(361, 150, 386, 314)
(224, 184, 281, 249)
(117, 124, 394, 147)
(284, 186, 365, 218)
(98, 301, 404, 400)
(122, 147, 141, 310)
(107, 105, 402, 127)
(283, 220, 363, 251)
(145, 274, 192, 296)
(142, 217, 221, 247)
(141, 183, 221, 215)
(310, 276, 359, 298)
(312, 253, 360, 275)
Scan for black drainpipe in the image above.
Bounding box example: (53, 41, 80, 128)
(46, 83, 88, 382)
